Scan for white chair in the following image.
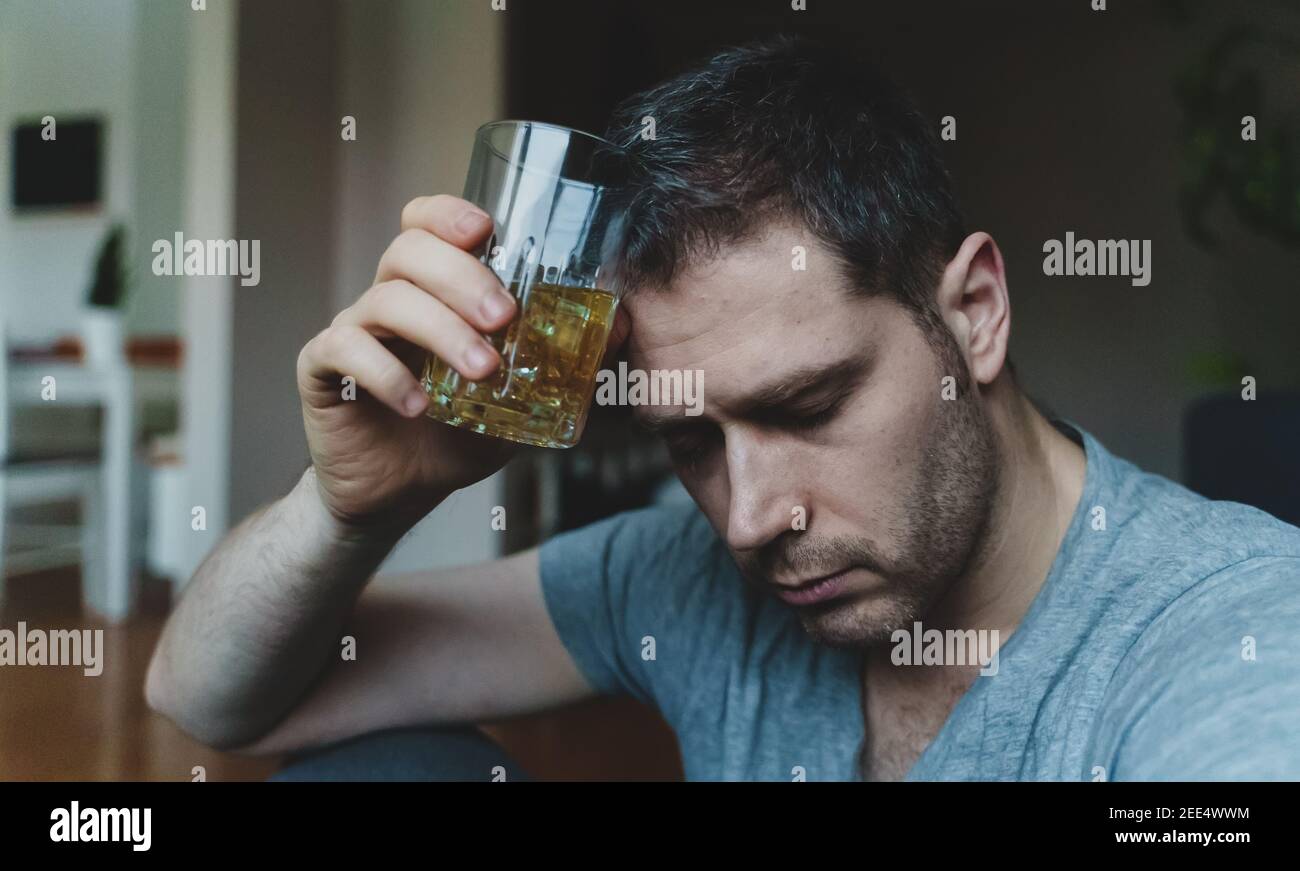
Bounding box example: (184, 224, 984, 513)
(0, 316, 105, 607)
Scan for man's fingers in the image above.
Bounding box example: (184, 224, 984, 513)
(400, 194, 494, 250)
(333, 280, 500, 381)
(298, 324, 428, 419)
(374, 228, 515, 333)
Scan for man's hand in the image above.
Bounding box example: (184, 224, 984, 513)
(298, 194, 630, 534)
(297, 194, 522, 533)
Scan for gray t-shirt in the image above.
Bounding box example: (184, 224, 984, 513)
(538, 422, 1300, 780)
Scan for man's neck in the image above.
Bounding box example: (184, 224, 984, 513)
(926, 379, 1087, 640)
(858, 379, 1087, 781)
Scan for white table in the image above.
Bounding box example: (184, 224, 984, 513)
(6, 359, 179, 620)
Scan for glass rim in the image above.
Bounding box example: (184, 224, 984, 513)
(474, 119, 625, 183)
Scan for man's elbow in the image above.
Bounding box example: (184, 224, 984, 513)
(143, 651, 266, 754)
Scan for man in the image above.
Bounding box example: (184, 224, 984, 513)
(146, 36, 1300, 781)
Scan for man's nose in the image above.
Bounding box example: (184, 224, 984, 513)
(723, 428, 804, 553)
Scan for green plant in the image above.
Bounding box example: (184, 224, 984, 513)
(1185, 349, 1253, 389)
(87, 223, 129, 308)
(1169, 3, 1300, 249)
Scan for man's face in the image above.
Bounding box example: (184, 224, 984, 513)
(624, 221, 1000, 648)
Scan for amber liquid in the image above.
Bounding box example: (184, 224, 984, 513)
(420, 281, 618, 448)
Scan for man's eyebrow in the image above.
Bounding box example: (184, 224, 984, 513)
(733, 352, 872, 417)
(632, 405, 691, 435)
(631, 352, 872, 434)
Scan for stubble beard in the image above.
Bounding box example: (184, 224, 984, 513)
(782, 333, 1002, 649)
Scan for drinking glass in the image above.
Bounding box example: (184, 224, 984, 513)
(420, 120, 628, 449)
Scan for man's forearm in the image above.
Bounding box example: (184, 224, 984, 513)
(145, 465, 431, 749)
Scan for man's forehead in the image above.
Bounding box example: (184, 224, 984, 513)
(623, 222, 853, 361)
(618, 225, 894, 429)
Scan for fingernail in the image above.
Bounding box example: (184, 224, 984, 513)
(404, 390, 428, 416)
(479, 289, 515, 322)
(465, 342, 496, 373)
(455, 208, 491, 234)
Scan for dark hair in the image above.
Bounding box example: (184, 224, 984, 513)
(603, 35, 967, 338)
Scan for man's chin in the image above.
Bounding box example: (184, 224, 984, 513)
(795, 593, 920, 649)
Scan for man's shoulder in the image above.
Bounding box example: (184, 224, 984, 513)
(1068, 434, 1300, 663)
(1097, 443, 1300, 584)
(1095, 450, 1300, 663)
(1080, 447, 1300, 777)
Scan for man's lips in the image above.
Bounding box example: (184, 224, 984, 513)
(772, 569, 854, 606)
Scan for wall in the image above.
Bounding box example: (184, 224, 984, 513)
(228, 0, 341, 522)
(129, 0, 190, 336)
(0, 0, 186, 341)
(333, 0, 509, 573)
(0, 0, 135, 341)
(229, 0, 507, 573)
(176, 0, 239, 582)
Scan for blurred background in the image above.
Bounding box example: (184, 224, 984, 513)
(0, 0, 1296, 780)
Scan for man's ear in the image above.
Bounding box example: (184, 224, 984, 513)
(933, 232, 1010, 387)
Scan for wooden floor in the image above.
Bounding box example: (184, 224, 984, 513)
(0, 565, 279, 781)
(0, 564, 683, 781)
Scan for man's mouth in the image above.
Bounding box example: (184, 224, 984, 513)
(771, 569, 854, 607)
